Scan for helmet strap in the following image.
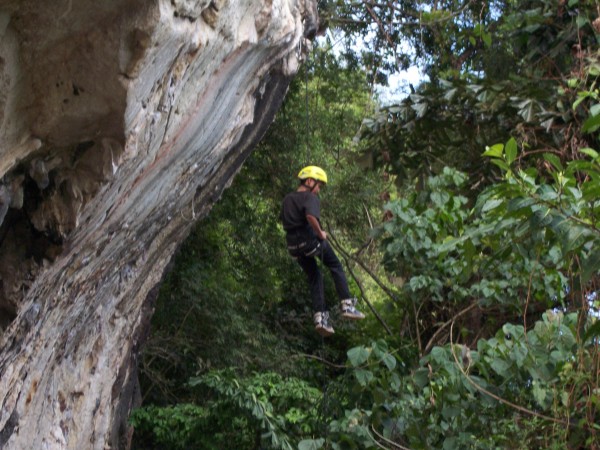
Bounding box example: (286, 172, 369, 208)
(299, 178, 320, 193)
(308, 178, 318, 192)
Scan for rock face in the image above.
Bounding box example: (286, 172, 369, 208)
(0, 0, 317, 448)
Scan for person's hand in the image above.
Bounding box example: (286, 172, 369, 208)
(319, 231, 328, 241)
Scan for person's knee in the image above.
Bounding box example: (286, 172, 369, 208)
(327, 261, 344, 273)
(308, 272, 322, 284)
(305, 268, 321, 281)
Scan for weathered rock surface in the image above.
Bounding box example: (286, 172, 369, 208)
(0, 0, 317, 448)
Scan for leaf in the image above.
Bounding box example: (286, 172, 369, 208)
(566, 161, 596, 179)
(518, 99, 537, 122)
(441, 406, 461, 420)
(510, 345, 528, 367)
(582, 114, 600, 133)
(576, 14, 589, 28)
(413, 368, 430, 389)
(483, 143, 504, 158)
(573, 95, 586, 110)
(371, 339, 389, 357)
(482, 198, 503, 212)
(482, 32, 492, 48)
(583, 320, 600, 344)
(467, 84, 484, 94)
(299, 439, 325, 450)
(188, 377, 202, 387)
(561, 224, 588, 253)
(579, 147, 599, 159)
(381, 353, 397, 371)
(490, 358, 510, 376)
(444, 88, 458, 100)
(581, 181, 600, 202)
(505, 138, 518, 164)
(541, 117, 554, 132)
(581, 251, 600, 285)
(543, 153, 563, 171)
(347, 346, 370, 367)
(411, 102, 428, 118)
(532, 382, 549, 408)
(354, 368, 374, 386)
(490, 159, 511, 172)
(507, 197, 535, 213)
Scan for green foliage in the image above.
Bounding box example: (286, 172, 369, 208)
(132, 371, 322, 449)
(377, 166, 569, 349)
(323, 0, 520, 84)
(139, 209, 301, 403)
(370, 132, 600, 434)
(130, 404, 208, 449)
(188, 370, 322, 449)
(315, 312, 600, 449)
(353, 128, 600, 448)
(307, 340, 405, 449)
(358, 0, 599, 186)
(479, 139, 600, 279)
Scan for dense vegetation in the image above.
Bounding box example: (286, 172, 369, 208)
(131, 1, 600, 448)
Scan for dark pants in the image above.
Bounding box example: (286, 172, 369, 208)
(296, 240, 351, 312)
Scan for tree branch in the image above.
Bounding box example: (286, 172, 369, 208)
(424, 302, 479, 353)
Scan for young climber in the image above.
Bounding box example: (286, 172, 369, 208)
(280, 165, 365, 336)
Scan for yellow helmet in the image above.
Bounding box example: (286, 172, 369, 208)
(298, 166, 328, 184)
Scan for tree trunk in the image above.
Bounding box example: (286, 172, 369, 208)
(0, 0, 318, 448)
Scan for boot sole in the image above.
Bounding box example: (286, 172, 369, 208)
(342, 313, 365, 320)
(316, 327, 335, 337)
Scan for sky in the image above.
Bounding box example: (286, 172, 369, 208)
(377, 66, 428, 104)
(319, 29, 428, 106)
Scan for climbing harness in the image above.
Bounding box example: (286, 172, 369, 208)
(286, 237, 321, 259)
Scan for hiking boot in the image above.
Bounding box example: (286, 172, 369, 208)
(340, 298, 365, 320)
(314, 311, 334, 337)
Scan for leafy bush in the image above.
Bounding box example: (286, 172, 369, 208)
(311, 135, 600, 448)
(310, 312, 599, 449)
(130, 403, 208, 449)
(132, 370, 323, 449)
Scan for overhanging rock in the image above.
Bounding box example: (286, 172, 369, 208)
(0, 0, 317, 448)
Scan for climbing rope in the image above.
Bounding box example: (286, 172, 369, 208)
(326, 226, 393, 336)
(304, 49, 311, 166)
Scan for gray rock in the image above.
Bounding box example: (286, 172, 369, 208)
(0, 0, 317, 448)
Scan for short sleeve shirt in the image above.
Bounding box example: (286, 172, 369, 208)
(280, 191, 321, 232)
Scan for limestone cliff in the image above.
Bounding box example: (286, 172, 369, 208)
(0, 0, 317, 448)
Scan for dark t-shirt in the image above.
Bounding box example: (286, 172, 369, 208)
(280, 191, 321, 232)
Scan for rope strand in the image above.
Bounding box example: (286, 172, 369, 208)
(305, 51, 311, 165)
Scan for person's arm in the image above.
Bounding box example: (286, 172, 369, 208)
(306, 214, 327, 240)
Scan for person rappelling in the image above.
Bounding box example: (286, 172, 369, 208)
(280, 165, 365, 336)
